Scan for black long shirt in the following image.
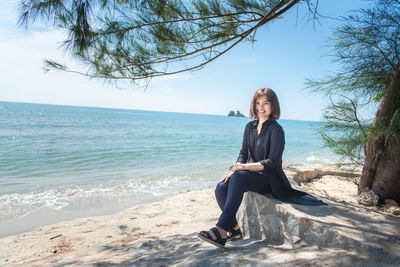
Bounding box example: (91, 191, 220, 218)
(237, 119, 284, 172)
(237, 119, 325, 206)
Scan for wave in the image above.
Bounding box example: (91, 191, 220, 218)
(305, 150, 341, 165)
(0, 172, 219, 224)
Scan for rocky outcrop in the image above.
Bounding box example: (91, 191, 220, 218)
(237, 192, 400, 265)
(228, 110, 245, 117)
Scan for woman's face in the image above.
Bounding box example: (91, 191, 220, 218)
(255, 95, 271, 120)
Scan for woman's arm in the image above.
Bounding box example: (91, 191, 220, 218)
(236, 124, 249, 163)
(230, 162, 264, 172)
(260, 125, 285, 170)
(221, 162, 263, 182)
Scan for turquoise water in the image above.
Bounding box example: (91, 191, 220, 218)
(0, 101, 336, 236)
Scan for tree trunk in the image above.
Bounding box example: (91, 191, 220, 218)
(371, 149, 400, 202)
(359, 69, 400, 203)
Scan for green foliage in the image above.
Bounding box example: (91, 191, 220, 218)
(308, 0, 400, 166)
(18, 0, 303, 84)
(319, 95, 370, 166)
(308, 0, 400, 99)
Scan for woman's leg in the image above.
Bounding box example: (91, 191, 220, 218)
(215, 181, 228, 211)
(216, 170, 271, 232)
(215, 181, 239, 232)
(214, 180, 238, 232)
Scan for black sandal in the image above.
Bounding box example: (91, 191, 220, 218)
(198, 227, 227, 248)
(227, 228, 242, 242)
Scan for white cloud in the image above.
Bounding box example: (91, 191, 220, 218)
(0, 23, 224, 115)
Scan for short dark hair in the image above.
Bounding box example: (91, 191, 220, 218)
(249, 88, 281, 120)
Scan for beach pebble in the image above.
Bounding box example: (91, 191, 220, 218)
(358, 188, 379, 206)
(141, 241, 151, 247)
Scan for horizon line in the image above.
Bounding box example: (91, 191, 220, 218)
(0, 100, 322, 122)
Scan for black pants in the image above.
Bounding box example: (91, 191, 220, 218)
(215, 170, 272, 232)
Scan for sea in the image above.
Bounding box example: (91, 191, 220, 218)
(0, 101, 338, 237)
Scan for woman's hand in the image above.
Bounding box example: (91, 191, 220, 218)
(229, 162, 244, 171)
(221, 161, 264, 182)
(220, 171, 233, 183)
(230, 162, 246, 172)
(221, 162, 245, 183)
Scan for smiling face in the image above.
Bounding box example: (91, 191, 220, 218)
(255, 95, 271, 120)
(249, 88, 280, 120)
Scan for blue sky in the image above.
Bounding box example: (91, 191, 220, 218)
(0, 0, 374, 121)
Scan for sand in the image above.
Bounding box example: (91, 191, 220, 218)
(0, 163, 397, 266)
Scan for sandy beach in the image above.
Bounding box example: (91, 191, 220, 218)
(1, 163, 399, 266)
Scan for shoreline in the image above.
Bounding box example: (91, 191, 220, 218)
(0, 191, 169, 238)
(0, 186, 221, 266)
(0, 162, 373, 266)
(0, 162, 355, 239)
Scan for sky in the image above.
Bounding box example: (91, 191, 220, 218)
(0, 0, 374, 121)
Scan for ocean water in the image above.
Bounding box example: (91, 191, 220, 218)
(0, 101, 337, 237)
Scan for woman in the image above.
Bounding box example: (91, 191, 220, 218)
(198, 88, 324, 248)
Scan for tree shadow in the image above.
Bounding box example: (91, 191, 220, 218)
(240, 192, 400, 264)
(46, 232, 399, 267)
(289, 197, 400, 239)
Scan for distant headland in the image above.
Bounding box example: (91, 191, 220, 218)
(228, 110, 245, 117)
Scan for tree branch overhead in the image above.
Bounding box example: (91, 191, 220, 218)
(18, 0, 308, 84)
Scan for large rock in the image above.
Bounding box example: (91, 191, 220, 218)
(237, 192, 400, 265)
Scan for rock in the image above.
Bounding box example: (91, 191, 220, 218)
(358, 188, 379, 206)
(228, 110, 235, 116)
(293, 169, 360, 186)
(293, 170, 324, 185)
(227, 110, 245, 117)
(141, 241, 151, 247)
(237, 191, 400, 264)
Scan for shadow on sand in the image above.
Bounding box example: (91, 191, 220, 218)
(46, 230, 396, 267)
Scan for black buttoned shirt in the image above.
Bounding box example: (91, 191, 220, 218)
(237, 119, 284, 172)
(235, 119, 325, 206)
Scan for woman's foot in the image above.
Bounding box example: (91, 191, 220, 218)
(227, 224, 242, 242)
(201, 226, 227, 238)
(198, 226, 228, 248)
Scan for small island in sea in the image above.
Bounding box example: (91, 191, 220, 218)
(228, 110, 245, 117)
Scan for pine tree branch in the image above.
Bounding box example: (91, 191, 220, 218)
(74, 0, 302, 81)
(97, 11, 264, 36)
(366, 30, 397, 71)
